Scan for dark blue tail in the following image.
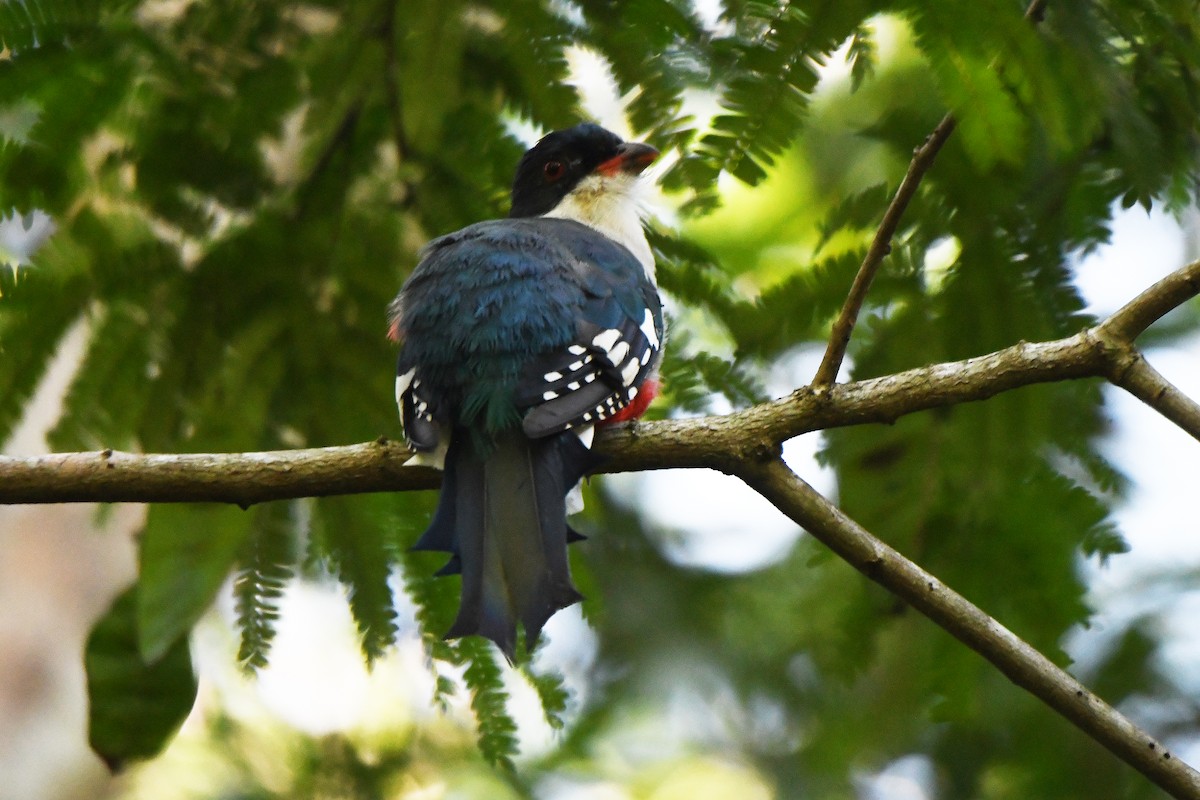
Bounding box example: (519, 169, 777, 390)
(412, 428, 603, 660)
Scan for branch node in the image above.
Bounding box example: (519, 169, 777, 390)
(751, 439, 783, 463)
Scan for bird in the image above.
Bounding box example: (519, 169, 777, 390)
(387, 123, 664, 660)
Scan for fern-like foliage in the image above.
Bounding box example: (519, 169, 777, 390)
(667, 0, 874, 211)
(233, 502, 296, 673)
(577, 0, 708, 148)
(0, 264, 85, 447)
(846, 23, 877, 92)
(656, 325, 767, 415)
(0, 0, 100, 53)
(316, 496, 399, 666)
(526, 667, 571, 732)
(652, 229, 755, 336)
(397, 537, 461, 710)
(656, 224, 877, 361)
(456, 637, 519, 771)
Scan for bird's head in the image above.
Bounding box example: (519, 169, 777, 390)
(508, 123, 659, 220)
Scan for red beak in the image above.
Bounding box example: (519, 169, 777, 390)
(595, 141, 659, 177)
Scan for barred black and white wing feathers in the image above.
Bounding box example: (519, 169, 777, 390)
(394, 369, 440, 451)
(518, 307, 662, 437)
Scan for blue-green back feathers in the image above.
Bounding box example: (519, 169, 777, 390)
(393, 217, 657, 441)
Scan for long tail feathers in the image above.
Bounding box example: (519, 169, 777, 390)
(412, 429, 604, 660)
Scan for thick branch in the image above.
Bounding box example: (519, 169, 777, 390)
(0, 307, 1192, 506)
(736, 458, 1200, 800)
(0, 334, 1106, 504)
(0, 442, 439, 506)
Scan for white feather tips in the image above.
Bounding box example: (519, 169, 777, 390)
(395, 369, 415, 408)
(592, 328, 621, 351)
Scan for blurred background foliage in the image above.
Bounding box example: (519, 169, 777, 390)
(2, 0, 1200, 797)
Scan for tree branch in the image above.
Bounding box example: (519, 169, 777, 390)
(0, 334, 1110, 504)
(1105, 351, 1200, 444)
(0, 442, 439, 506)
(735, 458, 1200, 800)
(1098, 259, 1200, 343)
(812, 0, 1051, 387)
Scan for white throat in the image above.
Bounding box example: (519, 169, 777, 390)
(543, 173, 656, 280)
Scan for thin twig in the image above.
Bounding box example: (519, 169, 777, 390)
(379, 0, 412, 174)
(1024, 0, 1050, 23)
(294, 102, 362, 217)
(811, 112, 956, 387)
(812, 0, 1052, 387)
(737, 458, 1200, 800)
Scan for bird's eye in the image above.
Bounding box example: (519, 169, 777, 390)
(543, 160, 565, 181)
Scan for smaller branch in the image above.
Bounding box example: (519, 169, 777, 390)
(1105, 349, 1200, 444)
(812, 0, 1051, 388)
(295, 101, 363, 217)
(737, 458, 1200, 800)
(1098, 259, 1200, 343)
(811, 113, 956, 387)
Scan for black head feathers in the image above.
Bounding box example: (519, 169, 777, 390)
(509, 123, 656, 218)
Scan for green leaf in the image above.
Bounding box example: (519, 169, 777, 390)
(317, 495, 399, 664)
(691, 350, 768, 407)
(0, 0, 99, 54)
(48, 300, 158, 451)
(847, 24, 877, 92)
(137, 504, 255, 663)
(527, 668, 571, 731)
(458, 637, 519, 770)
(233, 501, 296, 672)
(398, 532, 460, 667)
(815, 183, 891, 252)
(0, 267, 88, 447)
(928, 54, 1023, 169)
(906, 2, 1030, 169)
(86, 586, 197, 771)
(1080, 521, 1130, 566)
